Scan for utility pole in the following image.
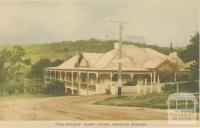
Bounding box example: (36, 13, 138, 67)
(111, 20, 128, 96)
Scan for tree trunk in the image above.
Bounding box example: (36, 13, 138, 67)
(0, 83, 2, 95)
(2, 83, 5, 95)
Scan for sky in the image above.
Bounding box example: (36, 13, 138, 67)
(0, 0, 199, 47)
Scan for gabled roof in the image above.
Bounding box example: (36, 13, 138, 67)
(48, 43, 186, 72)
(81, 53, 103, 67)
(49, 52, 103, 70)
(93, 45, 169, 70)
(49, 55, 77, 70)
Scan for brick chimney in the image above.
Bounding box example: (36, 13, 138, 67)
(114, 42, 119, 50)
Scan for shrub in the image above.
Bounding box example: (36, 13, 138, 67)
(105, 88, 111, 94)
(162, 81, 199, 93)
(5, 79, 24, 95)
(46, 80, 66, 95)
(162, 83, 177, 93)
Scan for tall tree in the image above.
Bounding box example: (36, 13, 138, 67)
(0, 46, 30, 95)
(179, 32, 199, 62)
(27, 58, 64, 79)
(179, 32, 199, 80)
(28, 57, 52, 79)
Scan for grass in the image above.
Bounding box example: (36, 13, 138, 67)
(0, 93, 60, 100)
(95, 93, 168, 109)
(95, 93, 199, 110)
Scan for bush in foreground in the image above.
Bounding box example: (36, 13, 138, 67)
(46, 80, 66, 96)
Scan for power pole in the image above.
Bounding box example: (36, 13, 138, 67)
(111, 20, 128, 96)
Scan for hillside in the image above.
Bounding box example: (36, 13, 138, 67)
(0, 39, 176, 63)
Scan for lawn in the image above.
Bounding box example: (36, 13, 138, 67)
(95, 93, 199, 110)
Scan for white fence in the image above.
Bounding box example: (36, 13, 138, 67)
(24, 78, 45, 92)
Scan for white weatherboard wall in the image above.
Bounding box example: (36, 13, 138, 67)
(110, 85, 117, 95)
(79, 89, 97, 95)
(137, 75, 144, 85)
(122, 86, 137, 93)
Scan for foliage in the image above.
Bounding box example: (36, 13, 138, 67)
(22, 39, 116, 63)
(179, 32, 199, 80)
(28, 57, 51, 79)
(179, 32, 199, 62)
(27, 58, 64, 79)
(46, 80, 65, 95)
(95, 94, 168, 109)
(162, 83, 177, 94)
(1, 39, 174, 63)
(123, 81, 132, 86)
(0, 36, 198, 96)
(0, 46, 30, 95)
(162, 81, 199, 93)
(129, 42, 170, 54)
(52, 59, 64, 66)
(189, 62, 199, 80)
(105, 88, 111, 94)
(5, 79, 24, 95)
(95, 93, 199, 111)
(164, 38, 199, 88)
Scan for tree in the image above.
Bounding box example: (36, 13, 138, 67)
(27, 58, 64, 79)
(52, 59, 64, 66)
(161, 32, 199, 94)
(0, 46, 31, 95)
(179, 32, 199, 80)
(28, 57, 52, 79)
(179, 32, 199, 62)
(187, 32, 199, 81)
(0, 49, 10, 94)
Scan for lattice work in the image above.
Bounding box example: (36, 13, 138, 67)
(24, 78, 46, 93)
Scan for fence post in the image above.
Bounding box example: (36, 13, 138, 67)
(150, 82, 153, 93)
(157, 75, 160, 94)
(72, 72, 74, 95)
(144, 78, 147, 95)
(137, 85, 140, 94)
(176, 83, 179, 93)
(87, 72, 89, 95)
(23, 79, 26, 93)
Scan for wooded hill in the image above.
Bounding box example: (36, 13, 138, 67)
(0, 32, 198, 95)
(0, 39, 181, 63)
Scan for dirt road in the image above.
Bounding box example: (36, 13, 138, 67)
(0, 95, 167, 120)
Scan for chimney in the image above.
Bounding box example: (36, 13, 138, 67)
(169, 52, 177, 57)
(114, 42, 119, 50)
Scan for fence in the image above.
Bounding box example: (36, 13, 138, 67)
(161, 80, 199, 94)
(24, 78, 46, 93)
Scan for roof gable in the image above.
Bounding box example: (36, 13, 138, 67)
(156, 60, 177, 72)
(48, 43, 186, 72)
(94, 44, 168, 70)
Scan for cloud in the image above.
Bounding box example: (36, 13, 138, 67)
(0, 1, 88, 43)
(0, 0, 199, 46)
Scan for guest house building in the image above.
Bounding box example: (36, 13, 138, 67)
(44, 43, 187, 95)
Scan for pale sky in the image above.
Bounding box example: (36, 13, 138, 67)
(0, 0, 199, 46)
